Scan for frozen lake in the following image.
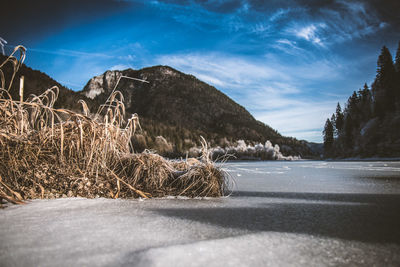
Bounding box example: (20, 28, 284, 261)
(1, 161, 400, 266)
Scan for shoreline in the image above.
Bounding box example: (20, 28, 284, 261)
(325, 157, 400, 162)
(223, 157, 400, 163)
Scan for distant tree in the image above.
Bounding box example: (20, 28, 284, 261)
(395, 41, 400, 108)
(330, 113, 336, 135)
(343, 114, 354, 149)
(346, 91, 361, 129)
(348, 91, 359, 111)
(335, 103, 344, 135)
(372, 46, 396, 116)
(395, 41, 400, 73)
(359, 83, 371, 101)
(323, 118, 334, 154)
(358, 83, 372, 122)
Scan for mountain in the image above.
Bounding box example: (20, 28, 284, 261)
(82, 66, 281, 140)
(81, 66, 315, 158)
(0, 53, 317, 158)
(0, 54, 96, 112)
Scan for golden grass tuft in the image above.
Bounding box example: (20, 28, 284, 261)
(0, 46, 230, 205)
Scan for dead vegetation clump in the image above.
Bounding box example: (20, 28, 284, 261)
(0, 46, 231, 205)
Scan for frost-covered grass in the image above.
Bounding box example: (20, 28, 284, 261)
(190, 140, 301, 161)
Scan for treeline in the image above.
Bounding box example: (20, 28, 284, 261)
(323, 42, 400, 158)
(132, 118, 307, 160)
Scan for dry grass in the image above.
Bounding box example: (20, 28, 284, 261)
(0, 46, 230, 205)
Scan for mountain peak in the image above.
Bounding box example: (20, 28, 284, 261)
(78, 64, 315, 157)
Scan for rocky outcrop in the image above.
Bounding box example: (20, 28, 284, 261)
(83, 70, 123, 99)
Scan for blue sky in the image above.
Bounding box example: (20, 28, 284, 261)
(2, 0, 400, 142)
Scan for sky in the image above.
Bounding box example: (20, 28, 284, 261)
(1, 0, 400, 142)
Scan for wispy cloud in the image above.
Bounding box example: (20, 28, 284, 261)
(250, 22, 271, 36)
(291, 23, 326, 46)
(150, 1, 246, 33)
(272, 39, 308, 57)
(269, 8, 291, 22)
(282, 0, 388, 48)
(110, 64, 133, 71)
(27, 47, 114, 59)
(336, 0, 367, 17)
(252, 100, 339, 141)
(156, 53, 290, 89)
(145, 0, 388, 50)
(58, 80, 85, 88)
(156, 52, 345, 142)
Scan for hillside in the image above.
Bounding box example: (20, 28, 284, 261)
(81, 66, 315, 158)
(0, 54, 96, 112)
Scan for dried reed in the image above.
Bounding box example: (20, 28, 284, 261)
(0, 46, 230, 204)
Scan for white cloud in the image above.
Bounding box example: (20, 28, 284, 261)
(194, 74, 226, 87)
(273, 39, 308, 57)
(110, 64, 132, 70)
(289, 23, 327, 46)
(251, 22, 271, 36)
(335, 0, 367, 16)
(156, 53, 291, 90)
(151, 1, 246, 33)
(252, 100, 338, 142)
(27, 47, 114, 59)
(276, 39, 297, 47)
(296, 25, 316, 40)
(269, 8, 291, 22)
(118, 54, 136, 62)
(58, 80, 85, 89)
(281, 1, 386, 47)
(155, 52, 345, 142)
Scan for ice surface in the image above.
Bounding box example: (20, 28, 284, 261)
(129, 232, 400, 267)
(1, 161, 400, 266)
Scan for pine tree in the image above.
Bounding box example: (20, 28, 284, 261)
(343, 114, 354, 149)
(331, 113, 336, 135)
(348, 91, 359, 112)
(323, 118, 334, 154)
(347, 91, 361, 129)
(372, 46, 396, 116)
(335, 103, 344, 134)
(360, 83, 371, 100)
(395, 41, 400, 108)
(395, 41, 400, 73)
(359, 83, 372, 122)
